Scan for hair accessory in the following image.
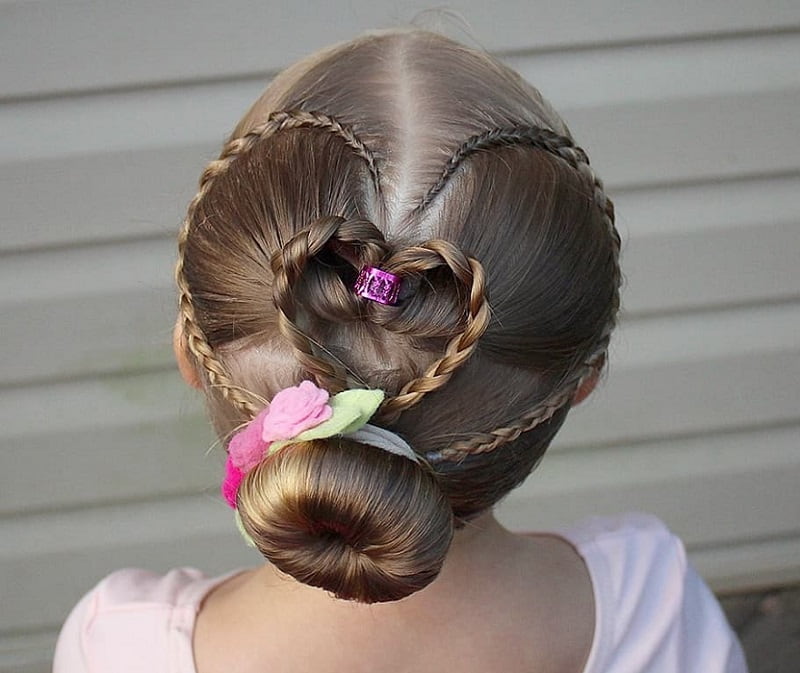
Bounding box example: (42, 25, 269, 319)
(346, 425, 418, 463)
(354, 266, 402, 305)
(222, 381, 416, 509)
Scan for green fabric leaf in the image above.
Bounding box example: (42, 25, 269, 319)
(268, 389, 385, 453)
(235, 510, 257, 548)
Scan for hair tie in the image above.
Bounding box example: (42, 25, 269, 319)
(346, 424, 418, 462)
(221, 381, 417, 509)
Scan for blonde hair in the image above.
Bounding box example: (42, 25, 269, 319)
(176, 30, 620, 602)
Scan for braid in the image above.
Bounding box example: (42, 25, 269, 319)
(434, 337, 610, 460)
(377, 241, 490, 422)
(176, 110, 381, 413)
(415, 125, 620, 281)
(270, 216, 391, 391)
(411, 125, 621, 459)
(176, 227, 261, 417)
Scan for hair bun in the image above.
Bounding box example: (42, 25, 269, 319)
(237, 438, 453, 603)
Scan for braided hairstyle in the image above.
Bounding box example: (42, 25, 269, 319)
(177, 30, 621, 603)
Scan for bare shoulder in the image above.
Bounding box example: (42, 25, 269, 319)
(193, 569, 265, 673)
(411, 520, 596, 673)
(491, 531, 596, 673)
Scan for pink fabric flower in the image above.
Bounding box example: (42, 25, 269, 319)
(223, 381, 333, 509)
(221, 455, 244, 508)
(260, 380, 332, 443)
(228, 407, 271, 472)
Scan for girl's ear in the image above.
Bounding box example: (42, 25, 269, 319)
(173, 319, 203, 389)
(572, 356, 605, 405)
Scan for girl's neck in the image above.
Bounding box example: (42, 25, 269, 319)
(252, 511, 523, 600)
(195, 513, 595, 673)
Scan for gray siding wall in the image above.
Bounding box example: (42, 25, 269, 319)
(2, 2, 799, 670)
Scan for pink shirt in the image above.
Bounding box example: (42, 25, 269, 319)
(53, 513, 747, 672)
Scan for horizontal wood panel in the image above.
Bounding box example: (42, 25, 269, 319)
(3, 1, 799, 99)
(1, 497, 256, 633)
(692, 535, 800, 594)
(0, 291, 173, 385)
(0, 408, 217, 515)
(0, 631, 54, 673)
(0, 370, 214, 515)
(2, 302, 798, 514)
(0, 370, 192, 439)
(509, 32, 800, 110)
(0, 146, 204, 252)
(5, 32, 799, 165)
(3, 207, 798, 384)
(0, 78, 259, 164)
(4, 422, 800, 633)
(4, 92, 798, 252)
(623, 220, 800, 315)
(1, 238, 173, 303)
(567, 89, 800, 189)
(0, 238, 176, 385)
(558, 349, 800, 449)
(499, 424, 800, 546)
(614, 172, 800, 237)
(606, 301, 800, 369)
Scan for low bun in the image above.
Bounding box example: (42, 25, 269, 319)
(237, 438, 453, 603)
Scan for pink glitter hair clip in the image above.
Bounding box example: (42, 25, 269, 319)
(354, 266, 402, 305)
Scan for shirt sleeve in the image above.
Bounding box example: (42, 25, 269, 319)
(51, 567, 206, 673)
(53, 583, 96, 673)
(677, 562, 748, 673)
(573, 513, 749, 673)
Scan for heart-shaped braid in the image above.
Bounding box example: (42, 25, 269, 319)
(271, 225, 489, 413)
(415, 125, 616, 245)
(176, 110, 381, 416)
(270, 216, 392, 392)
(415, 126, 618, 272)
(376, 241, 490, 422)
(433, 338, 610, 461)
(414, 125, 620, 459)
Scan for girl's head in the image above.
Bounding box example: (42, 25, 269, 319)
(175, 30, 620, 603)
